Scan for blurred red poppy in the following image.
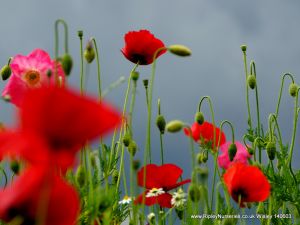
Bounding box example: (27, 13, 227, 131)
(135, 164, 190, 208)
(121, 30, 166, 65)
(223, 163, 270, 207)
(184, 122, 226, 149)
(0, 86, 121, 170)
(0, 165, 79, 225)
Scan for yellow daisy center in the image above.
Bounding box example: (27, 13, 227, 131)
(24, 70, 40, 86)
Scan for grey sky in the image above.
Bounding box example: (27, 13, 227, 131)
(0, 1, 300, 222)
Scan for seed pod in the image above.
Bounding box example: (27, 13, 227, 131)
(195, 111, 204, 125)
(188, 183, 201, 202)
(240, 45, 247, 52)
(156, 115, 166, 134)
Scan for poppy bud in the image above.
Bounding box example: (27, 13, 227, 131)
(198, 151, 208, 163)
(289, 83, 298, 97)
(78, 30, 83, 38)
(133, 159, 140, 170)
(46, 69, 52, 78)
(10, 160, 20, 175)
(175, 208, 184, 220)
(188, 183, 201, 202)
(195, 111, 204, 125)
(196, 153, 202, 164)
(75, 165, 86, 187)
(90, 151, 97, 168)
(147, 212, 156, 225)
(122, 133, 131, 147)
(2, 94, 11, 102)
(112, 169, 119, 184)
(247, 75, 256, 89)
(228, 143, 237, 161)
(131, 71, 139, 81)
(1, 65, 11, 81)
(84, 41, 95, 63)
(266, 142, 276, 160)
(240, 45, 247, 52)
(166, 120, 184, 133)
(61, 54, 73, 76)
(168, 44, 192, 57)
(143, 79, 149, 88)
(256, 202, 265, 214)
(128, 141, 137, 156)
(198, 167, 209, 181)
(156, 115, 166, 134)
(247, 147, 254, 155)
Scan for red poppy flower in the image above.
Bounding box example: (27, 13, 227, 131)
(184, 122, 226, 148)
(223, 163, 270, 207)
(121, 30, 166, 65)
(0, 165, 79, 225)
(0, 86, 121, 170)
(135, 164, 190, 208)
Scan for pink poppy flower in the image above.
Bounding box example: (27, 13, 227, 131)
(2, 49, 65, 106)
(218, 141, 251, 170)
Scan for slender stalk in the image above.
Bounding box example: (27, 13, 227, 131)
(250, 61, 262, 163)
(242, 50, 253, 130)
(54, 19, 69, 58)
(78, 32, 84, 95)
(91, 38, 102, 98)
(145, 47, 167, 164)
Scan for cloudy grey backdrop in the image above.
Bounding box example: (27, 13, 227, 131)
(1, 0, 300, 223)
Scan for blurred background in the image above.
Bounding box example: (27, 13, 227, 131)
(1, 0, 300, 223)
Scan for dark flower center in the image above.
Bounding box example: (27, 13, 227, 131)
(7, 206, 36, 225)
(232, 188, 248, 202)
(130, 54, 148, 65)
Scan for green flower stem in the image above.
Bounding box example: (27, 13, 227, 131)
(274, 73, 295, 118)
(267, 195, 273, 225)
(129, 153, 137, 224)
(78, 32, 84, 95)
(158, 99, 165, 165)
(91, 38, 102, 98)
(129, 79, 138, 130)
(146, 47, 167, 164)
(250, 61, 262, 163)
(54, 19, 69, 58)
(287, 87, 300, 185)
(242, 50, 253, 130)
(183, 125, 196, 172)
(115, 63, 139, 194)
(268, 114, 283, 148)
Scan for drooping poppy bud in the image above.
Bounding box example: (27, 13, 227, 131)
(61, 54, 73, 76)
(266, 142, 276, 160)
(188, 183, 201, 202)
(289, 83, 298, 97)
(168, 44, 192, 57)
(9, 160, 20, 175)
(247, 75, 256, 89)
(156, 115, 166, 134)
(166, 120, 184, 133)
(84, 40, 95, 63)
(195, 111, 204, 125)
(122, 132, 131, 147)
(128, 141, 137, 156)
(228, 143, 237, 162)
(131, 71, 139, 81)
(0, 65, 11, 81)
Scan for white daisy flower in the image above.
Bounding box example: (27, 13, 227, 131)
(171, 188, 187, 209)
(118, 195, 132, 205)
(146, 187, 165, 198)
